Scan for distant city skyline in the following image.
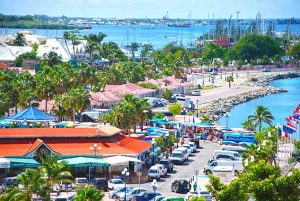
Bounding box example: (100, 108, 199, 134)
(0, 0, 299, 19)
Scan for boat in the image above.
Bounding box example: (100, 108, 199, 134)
(168, 23, 192, 28)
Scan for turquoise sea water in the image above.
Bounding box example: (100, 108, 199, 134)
(1, 24, 300, 48)
(219, 77, 300, 129)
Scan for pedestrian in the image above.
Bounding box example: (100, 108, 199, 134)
(193, 182, 198, 193)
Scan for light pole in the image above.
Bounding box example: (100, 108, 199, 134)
(122, 167, 130, 201)
(90, 143, 101, 157)
(151, 179, 158, 201)
(183, 108, 187, 123)
(196, 99, 199, 118)
(164, 132, 170, 159)
(202, 71, 205, 86)
(225, 112, 230, 128)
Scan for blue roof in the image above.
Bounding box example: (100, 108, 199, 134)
(6, 106, 57, 121)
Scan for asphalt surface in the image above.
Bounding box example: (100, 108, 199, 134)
(103, 141, 221, 199)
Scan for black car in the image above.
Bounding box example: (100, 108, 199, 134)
(159, 159, 174, 173)
(92, 178, 108, 191)
(171, 179, 190, 193)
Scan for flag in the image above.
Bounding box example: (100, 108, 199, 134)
(278, 128, 282, 137)
(283, 124, 296, 133)
(284, 131, 289, 138)
(289, 115, 299, 124)
(293, 115, 300, 120)
(295, 106, 300, 113)
(286, 121, 297, 129)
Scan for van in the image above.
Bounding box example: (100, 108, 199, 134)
(176, 147, 189, 160)
(148, 165, 164, 180)
(169, 151, 185, 165)
(212, 166, 235, 183)
(203, 160, 243, 175)
(222, 145, 246, 154)
(213, 150, 242, 160)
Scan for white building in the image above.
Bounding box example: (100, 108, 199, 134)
(0, 45, 33, 63)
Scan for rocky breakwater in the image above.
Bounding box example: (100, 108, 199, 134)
(202, 87, 287, 121)
(244, 71, 300, 87)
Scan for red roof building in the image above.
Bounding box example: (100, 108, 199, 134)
(0, 127, 152, 157)
(213, 39, 232, 47)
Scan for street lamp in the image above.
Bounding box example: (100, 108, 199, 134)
(196, 99, 199, 118)
(90, 143, 101, 157)
(224, 112, 230, 128)
(164, 132, 170, 159)
(151, 179, 158, 201)
(202, 71, 205, 86)
(183, 108, 187, 123)
(122, 167, 130, 201)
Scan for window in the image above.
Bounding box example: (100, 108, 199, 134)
(211, 162, 217, 166)
(234, 153, 240, 157)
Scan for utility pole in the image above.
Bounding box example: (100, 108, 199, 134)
(228, 15, 232, 42)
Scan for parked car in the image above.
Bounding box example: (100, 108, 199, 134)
(159, 159, 174, 173)
(176, 147, 189, 160)
(263, 67, 271, 72)
(92, 178, 108, 191)
(173, 94, 186, 101)
(151, 196, 165, 201)
(169, 151, 185, 165)
(215, 154, 241, 161)
(118, 188, 147, 201)
(204, 160, 243, 175)
(221, 145, 246, 154)
(184, 191, 213, 201)
(58, 181, 73, 192)
(148, 164, 166, 180)
(54, 192, 76, 201)
(182, 144, 193, 155)
(74, 178, 89, 189)
(0, 177, 18, 192)
(108, 186, 134, 199)
(108, 179, 125, 190)
(188, 142, 197, 152)
(135, 192, 162, 201)
(213, 150, 242, 160)
(171, 179, 190, 193)
(192, 90, 201, 96)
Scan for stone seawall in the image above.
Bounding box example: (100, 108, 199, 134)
(202, 87, 287, 121)
(201, 71, 300, 121)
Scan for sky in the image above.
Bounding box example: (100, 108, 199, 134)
(0, 0, 299, 19)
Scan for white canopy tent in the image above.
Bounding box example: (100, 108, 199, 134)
(104, 155, 141, 165)
(0, 158, 10, 168)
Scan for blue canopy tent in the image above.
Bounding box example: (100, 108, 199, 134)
(5, 106, 57, 122)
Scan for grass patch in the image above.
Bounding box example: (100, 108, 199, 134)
(201, 85, 218, 91)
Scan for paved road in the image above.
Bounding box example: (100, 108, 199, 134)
(129, 141, 221, 197)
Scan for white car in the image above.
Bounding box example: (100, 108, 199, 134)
(176, 147, 189, 160)
(118, 188, 147, 201)
(182, 144, 193, 155)
(185, 191, 212, 201)
(108, 179, 125, 190)
(74, 178, 89, 189)
(148, 164, 167, 180)
(192, 90, 201, 96)
(173, 94, 186, 101)
(108, 186, 134, 199)
(169, 150, 185, 165)
(188, 142, 197, 152)
(213, 150, 243, 160)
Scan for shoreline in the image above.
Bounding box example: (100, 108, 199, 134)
(201, 71, 300, 121)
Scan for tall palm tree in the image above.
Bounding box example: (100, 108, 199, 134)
(200, 114, 213, 123)
(43, 51, 62, 68)
(63, 31, 81, 59)
(247, 105, 274, 132)
(130, 42, 139, 61)
(17, 168, 47, 201)
(74, 185, 104, 201)
(226, 75, 234, 88)
(39, 155, 73, 200)
(13, 32, 26, 46)
(35, 72, 55, 112)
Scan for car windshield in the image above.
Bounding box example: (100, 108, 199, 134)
(172, 153, 182, 157)
(114, 180, 124, 184)
(96, 179, 107, 184)
(77, 179, 88, 183)
(149, 169, 157, 173)
(159, 160, 167, 164)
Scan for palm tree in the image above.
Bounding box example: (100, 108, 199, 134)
(35, 72, 55, 112)
(247, 105, 274, 132)
(0, 188, 25, 201)
(131, 42, 139, 61)
(74, 185, 104, 201)
(63, 31, 81, 59)
(39, 155, 73, 200)
(226, 75, 234, 88)
(241, 119, 255, 131)
(17, 168, 47, 201)
(199, 114, 214, 123)
(13, 32, 26, 46)
(63, 31, 72, 57)
(140, 44, 151, 62)
(43, 51, 62, 68)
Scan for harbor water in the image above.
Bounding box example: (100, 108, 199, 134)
(219, 77, 300, 130)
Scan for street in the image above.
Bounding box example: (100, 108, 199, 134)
(103, 141, 221, 200)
